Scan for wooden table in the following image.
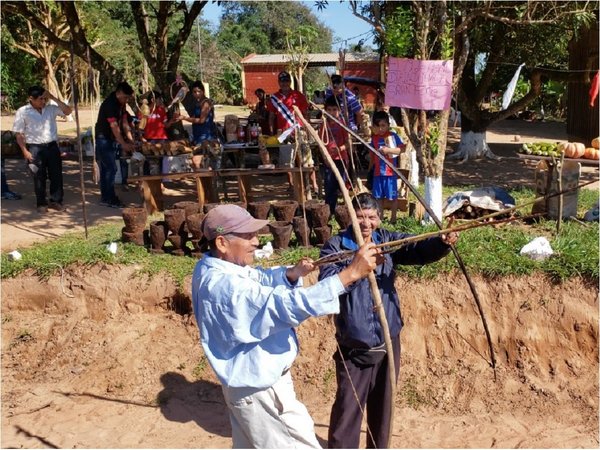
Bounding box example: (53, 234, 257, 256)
(129, 167, 316, 214)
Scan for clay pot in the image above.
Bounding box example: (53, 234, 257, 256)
(306, 202, 330, 229)
(164, 209, 186, 235)
(248, 201, 272, 234)
(122, 207, 148, 233)
(172, 201, 203, 218)
(248, 201, 272, 220)
(292, 217, 311, 247)
(268, 221, 293, 250)
(334, 205, 352, 230)
(121, 227, 145, 246)
(167, 234, 186, 256)
(186, 213, 205, 239)
(204, 203, 221, 213)
(313, 225, 332, 245)
(272, 200, 298, 223)
(189, 238, 203, 256)
(149, 220, 167, 253)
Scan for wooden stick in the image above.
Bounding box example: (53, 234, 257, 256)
(314, 213, 542, 267)
(70, 38, 89, 239)
(294, 105, 397, 449)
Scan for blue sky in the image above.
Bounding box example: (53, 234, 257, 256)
(200, 1, 376, 49)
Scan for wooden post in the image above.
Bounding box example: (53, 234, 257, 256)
(237, 175, 250, 204)
(195, 176, 206, 211)
(141, 180, 162, 214)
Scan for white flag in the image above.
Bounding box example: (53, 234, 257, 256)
(502, 63, 525, 110)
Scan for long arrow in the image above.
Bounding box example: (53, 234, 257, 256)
(314, 213, 543, 267)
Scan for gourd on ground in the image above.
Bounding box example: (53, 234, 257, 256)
(558, 142, 585, 159)
(583, 147, 600, 160)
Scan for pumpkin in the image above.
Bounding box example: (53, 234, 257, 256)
(583, 147, 600, 160)
(592, 137, 599, 149)
(558, 142, 585, 159)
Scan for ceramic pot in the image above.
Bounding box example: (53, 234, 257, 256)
(268, 221, 293, 249)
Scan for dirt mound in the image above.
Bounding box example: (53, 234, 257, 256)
(1, 265, 598, 448)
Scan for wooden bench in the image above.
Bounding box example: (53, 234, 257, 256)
(129, 167, 316, 213)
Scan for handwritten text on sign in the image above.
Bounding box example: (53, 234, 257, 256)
(385, 58, 453, 110)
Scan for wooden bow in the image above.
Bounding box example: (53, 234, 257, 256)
(294, 106, 397, 448)
(315, 105, 498, 378)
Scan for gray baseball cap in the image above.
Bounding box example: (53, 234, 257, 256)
(202, 205, 268, 240)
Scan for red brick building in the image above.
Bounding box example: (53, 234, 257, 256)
(240, 52, 381, 107)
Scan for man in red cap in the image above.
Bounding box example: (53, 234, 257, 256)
(191, 204, 380, 448)
(267, 71, 309, 137)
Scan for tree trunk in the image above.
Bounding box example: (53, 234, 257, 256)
(447, 114, 498, 162)
(409, 147, 419, 187)
(424, 175, 443, 223)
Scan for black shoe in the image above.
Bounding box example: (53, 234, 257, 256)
(48, 202, 66, 212)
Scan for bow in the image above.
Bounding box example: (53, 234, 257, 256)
(315, 104, 498, 377)
(294, 106, 397, 448)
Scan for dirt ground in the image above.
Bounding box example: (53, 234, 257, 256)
(1, 110, 599, 448)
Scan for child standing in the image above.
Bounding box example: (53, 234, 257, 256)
(370, 110, 406, 223)
(320, 96, 351, 216)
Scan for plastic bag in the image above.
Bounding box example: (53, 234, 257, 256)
(519, 237, 554, 261)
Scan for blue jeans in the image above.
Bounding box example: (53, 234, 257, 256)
(322, 160, 347, 215)
(96, 137, 119, 203)
(1, 158, 10, 194)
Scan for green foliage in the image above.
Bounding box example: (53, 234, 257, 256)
(217, 1, 332, 54)
(426, 120, 441, 157)
(1, 188, 597, 289)
(0, 23, 44, 106)
(384, 7, 414, 57)
(0, 222, 195, 288)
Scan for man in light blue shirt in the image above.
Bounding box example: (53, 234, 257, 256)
(192, 204, 379, 448)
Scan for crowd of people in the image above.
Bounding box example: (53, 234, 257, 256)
(8, 72, 403, 217)
(7, 75, 452, 450)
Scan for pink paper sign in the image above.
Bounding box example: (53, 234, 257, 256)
(385, 57, 454, 110)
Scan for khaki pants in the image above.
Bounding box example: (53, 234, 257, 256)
(222, 371, 321, 449)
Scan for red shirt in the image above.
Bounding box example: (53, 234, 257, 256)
(142, 106, 168, 140)
(320, 120, 348, 161)
(266, 89, 309, 131)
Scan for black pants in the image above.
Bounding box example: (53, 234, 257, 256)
(27, 142, 63, 207)
(328, 335, 401, 449)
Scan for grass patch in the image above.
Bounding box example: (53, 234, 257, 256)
(400, 375, 431, 409)
(1, 186, 598, 283)
(192, 356, 209, 380)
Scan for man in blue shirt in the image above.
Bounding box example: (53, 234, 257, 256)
(325, 74, 365, 132)
(191, 204, 379, 448)
(319, 193, 458, 449)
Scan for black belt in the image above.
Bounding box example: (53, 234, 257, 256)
(28, 141, 56, 147)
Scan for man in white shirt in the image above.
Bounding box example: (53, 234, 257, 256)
(192, 204, 379, 448)
(13, 86, 72, 213)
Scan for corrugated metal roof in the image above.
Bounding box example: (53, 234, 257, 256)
(241, 52, 379, 65)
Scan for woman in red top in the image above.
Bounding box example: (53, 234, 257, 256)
(139, 92, 178, 176)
